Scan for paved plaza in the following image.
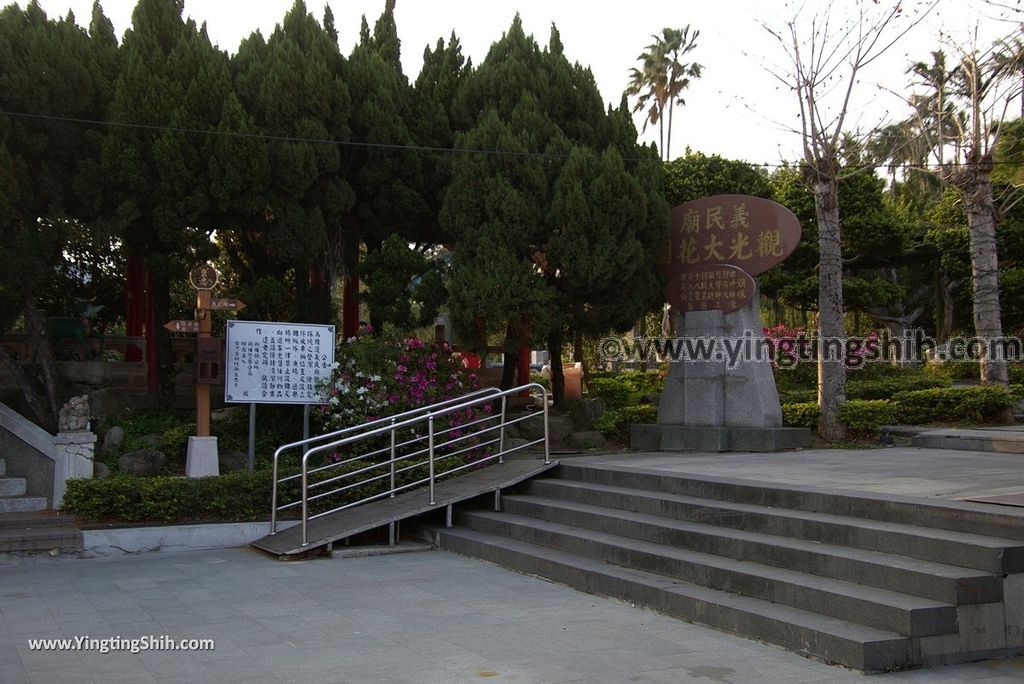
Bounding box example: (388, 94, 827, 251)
(1, 545, 1023, 683)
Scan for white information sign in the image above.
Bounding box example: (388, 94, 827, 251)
(225, 321, 335, 405)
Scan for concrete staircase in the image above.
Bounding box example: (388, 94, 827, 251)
(432, 461, 1024, 672)
(0, 457, 80, 554)
(0, 457, 47, 513)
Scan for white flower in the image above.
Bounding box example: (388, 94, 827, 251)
(370, 374, 382, 382)
(356, 387, 368, 395)
(331, 361, 340, 370)
(329, 396, 339, 406)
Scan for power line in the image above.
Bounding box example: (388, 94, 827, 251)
(3, 107, 1024, 171)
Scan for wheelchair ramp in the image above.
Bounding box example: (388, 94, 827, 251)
(251, 459, 557, 558)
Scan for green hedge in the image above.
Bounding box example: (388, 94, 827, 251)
(781, 402, 820, 430)
(781, 385, 1017, 434)
(61, 471, 279, 524)
(846, 374, 949, 400)
(892, 386, 1016, 424)
(62, 453, 477, 524)
(838, 400, 897, 436)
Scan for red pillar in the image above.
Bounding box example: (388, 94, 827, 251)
(145, 270, 158, 395)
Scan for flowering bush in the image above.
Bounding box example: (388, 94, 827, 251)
(313, 333, 493, 477)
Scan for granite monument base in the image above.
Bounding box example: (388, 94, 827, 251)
(631, 423, 811, 452)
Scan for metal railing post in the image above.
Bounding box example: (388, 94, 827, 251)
(270, 451, 279, 535)
(389, 418, 397, 497)
(498, 395, 508, 464)
(542, 391, 551, 465)
(428, 416, 436, 505)
(301, 450, 309, 546)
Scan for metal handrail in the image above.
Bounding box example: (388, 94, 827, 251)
(270, 386, 502, 529)
(270, 383, 551, 546)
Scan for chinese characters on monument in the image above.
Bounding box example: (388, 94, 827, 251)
(225, 321, 335, 405)
(660, 194, 802, 312)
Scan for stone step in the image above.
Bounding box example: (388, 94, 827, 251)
(524, 478, 1024, 574)
(470, 500, 1000, 606)
(438, 526, 913, 672)
(0, 511, 76, 529)
(0, 526, 82, 553)
(0, 477, 27, 497)
(912, 429, 1024, 454)
(471, 504, 957, 638)
(0, 497, 48, 514)
(556, 462, 1024, 542)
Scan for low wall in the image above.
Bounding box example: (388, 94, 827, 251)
(0, 404, 55, 503)
(81, 520, 300, 557)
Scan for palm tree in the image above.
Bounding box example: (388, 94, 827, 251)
(625, 26, 702, 161)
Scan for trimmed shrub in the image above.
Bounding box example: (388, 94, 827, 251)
(593, 409, 624, 437)
(620, 404, 658, 426)
(846, 374, 949, 400)
(892, 386, 1016, 424)
(586, 378, 632, 408)
(61, 471, 279, 524)
(782, 402, 820, 430)
(838, 400, 897, 436)
(592, 404, 658, 440)
(586, 371, 663, 409)
(779, 388, 817, 404)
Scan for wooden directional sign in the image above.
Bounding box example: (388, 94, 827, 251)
(210, 298, 246, 312)
(164, 319, 200, 333)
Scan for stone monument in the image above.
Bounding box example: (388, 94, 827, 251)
(631, 194, 812, 452)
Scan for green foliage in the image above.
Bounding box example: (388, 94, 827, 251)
(592, 404, 657, 439)
(664, 151, 773, 205)
(620, 404, 658, 426)
(892, 386, 1016, 425)
(837, 400, 897, 436)
(62, 471, 278, 523)
(781, 402, 820, 430)
(586, 371, 663, 408)
(846, 373, 949, 400)
(360, 235, 445, 332)
(779, 388, 817, 404)
(529, 372, 550, 390)
(586, 378, 632, 409)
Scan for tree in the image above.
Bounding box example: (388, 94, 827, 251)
(444, 18, 666, 406)
(625, 26, 702, 161)
(760, 1, 933, 439)
(0, 1, 119, 429)
(888, 40, 1024, 384)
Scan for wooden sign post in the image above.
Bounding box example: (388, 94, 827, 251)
(167, 263, 246, 477)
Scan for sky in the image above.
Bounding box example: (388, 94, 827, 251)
(10, 0, 1020, 166)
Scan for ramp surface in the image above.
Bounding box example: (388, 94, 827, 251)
(251, 458, 557, 557)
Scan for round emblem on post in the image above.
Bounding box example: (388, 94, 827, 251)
(189, 263, 219, 291)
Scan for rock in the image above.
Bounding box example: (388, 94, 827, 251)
(211, 407, 246, 423)
(572, 431, 607, 450)
(220, 450, 249, 472)
(101, 426, 124, 454)
(88, 388, 134, 421)
(503, 437, 531, 452)
(640, 392, 662, 406)
(93, 461, 110, 479)
(518, 413, 573, 444)
(118, 448, 166, 477)
(570, 398, 606, 430)
(58, 395, 90, 432)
